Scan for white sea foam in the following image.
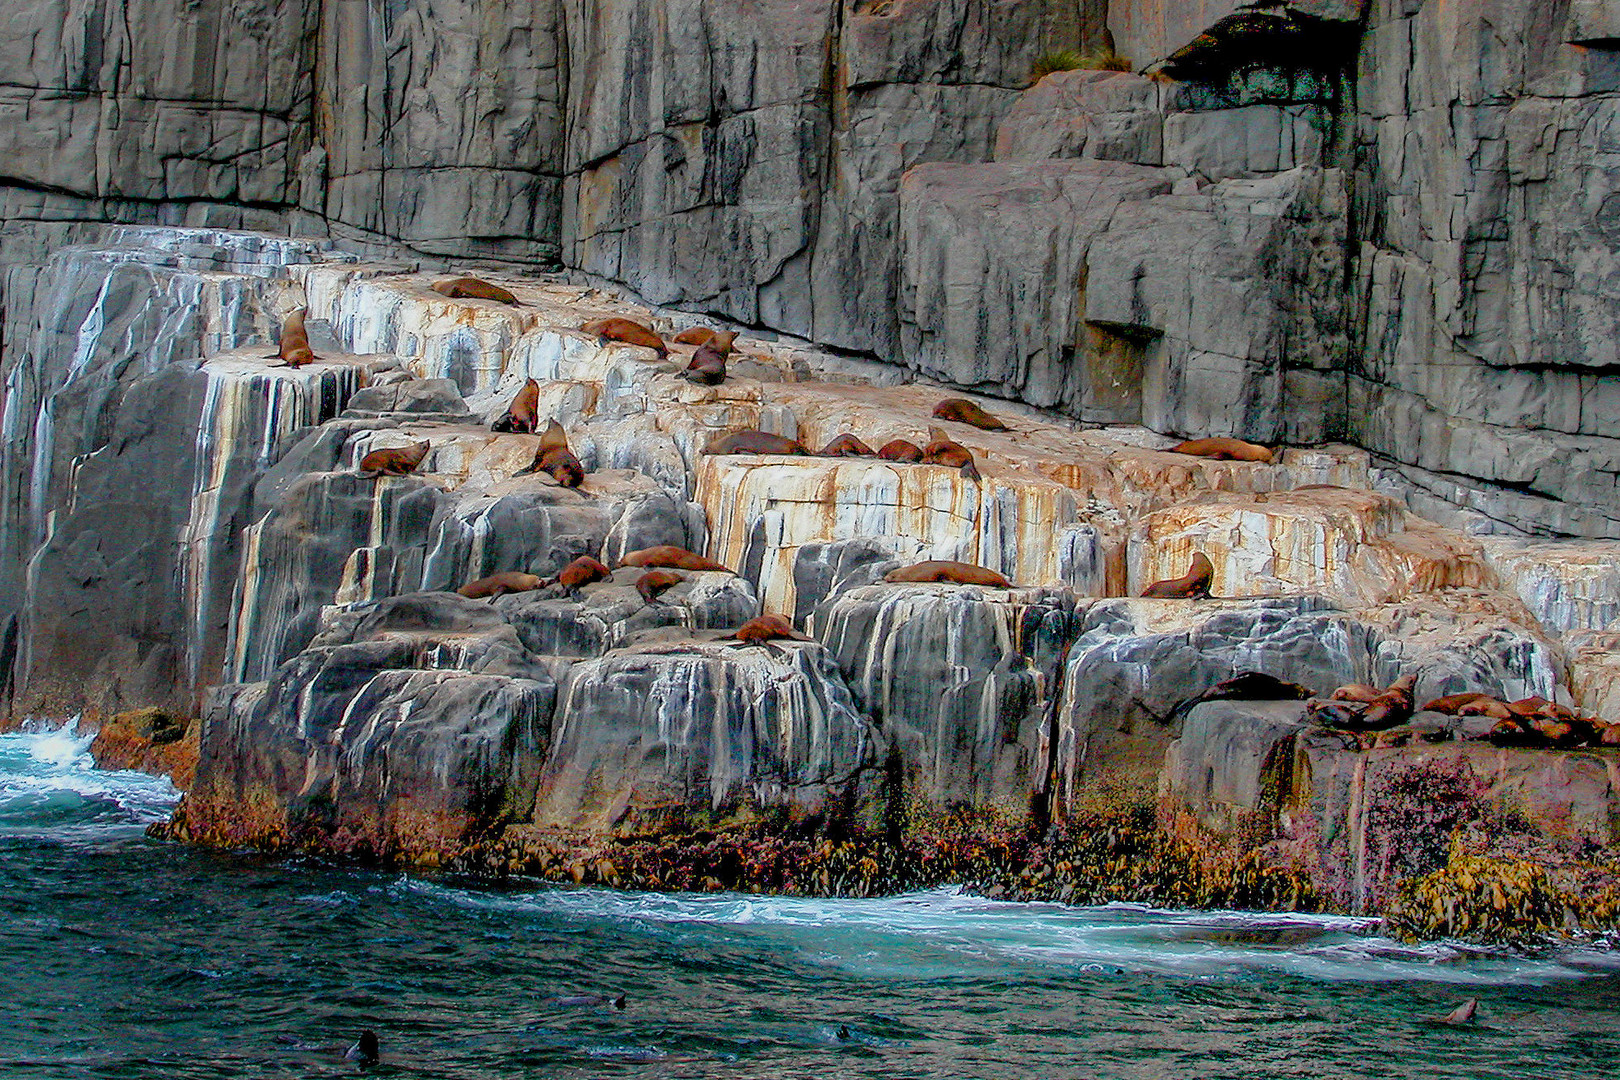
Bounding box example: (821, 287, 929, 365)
(0, 720, 180, 841)
(404, 878, 1606, 987)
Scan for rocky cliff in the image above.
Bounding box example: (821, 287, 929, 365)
(3, 0, 1620, 937)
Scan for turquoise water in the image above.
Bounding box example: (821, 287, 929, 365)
(5, 722, 1620, 1078)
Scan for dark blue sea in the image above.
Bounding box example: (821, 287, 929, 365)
(5, 721, 1620, 1078)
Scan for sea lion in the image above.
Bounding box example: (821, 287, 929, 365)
(705, 430, 811, 456)
(883, 561, 1013, 587)
(723, 613, 811, 644)
(266, 307, 317, 368)
(1306, 699, 1372, 729)
(619, 545, 733, 573)
(1140, 553, 1214, 599)
(1329, 684, 1383, 704)
(683, 340, 729, 384)
(548, 555, 610, 594)
(817, 434, 877, 457)
(635, 569, 683, 605)
(1195, 672, 1316, 703)
(514, 420, 586, 488)
(358, 440, 430, 477)
(457, 571, 544, 600)
(1358, 673, 1416, 729)
(346, 1032, 380, 1065)
(546, 993, 627, 1010)
(673, 326, 721, 347)
(877, 439, 925, 463)
(1421, 692, 1495, 715)
(1439, 999, 1478, 1025)
(431, 276, 522, 306)
(1168, 437, 1274, 463)
(922, 427, 981, 481)
(1457, 697, 1515, 721)
(580, 317, 667, 358)
(493, 378, 540, 434)
(933, 398, 1011, 432)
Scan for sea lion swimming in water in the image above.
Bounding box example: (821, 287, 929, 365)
(933, 398, 1011, 432)
(884, 561, 1013, 587)
(358, 440, 430, 477)
(514, 421, 586, 488)
(580, 317, 668, 358)
(705, 430, 811, 456)
(266, 307, 318, 368)
(1140, 553, 1214, 598)
(431, 276, 522, 306)
(618, 545, 732, 573)
(346, 1031, 380, 1064)
(922, 427, 981, 481)
(492, 378, 540, 434)
(877, 439, 924, 463)
(817, 434, 877, 457)
(1169, 437, 1274, 463)
(635, 569, 683, 605)
(457, 571, 544, 600)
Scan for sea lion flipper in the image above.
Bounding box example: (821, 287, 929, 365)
(960, 460, 980, 482)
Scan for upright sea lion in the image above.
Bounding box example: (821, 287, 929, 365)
(817, 434, 877, 457)
(432, 276, 522, 306)
(1169, 437, 1274, 463)
(346, 1032, 380, 1065)
(457, 571, 544, 599)
(877, 439, 924, 462)
(358, 440, 430, 477)
(884, 561, 1013, 587)
(1359, 673, 1416, 729)
(514, 421, 586, 488)
(705, 430, 811, 456)
(1140, 553, 1214, 598)
(933, 398, 1011, 432)
(635, 569, 684, 605)
(723, 613, 811, 644)
(922, 427, 981, 481)
(548, 555, 610, 594)
(580, 317, 668, 358)
(493, 378, 540, 434)
(267, 307, 317, 368)
(682, 330, 736, 385)
(619, 545, 732, 573)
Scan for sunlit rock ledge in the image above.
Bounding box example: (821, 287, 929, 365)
(5, 226, 1619, 936)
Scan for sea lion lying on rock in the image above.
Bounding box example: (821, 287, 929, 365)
(492, 378, 540, 433)
(1169, 437, 1274, 463)
(877, 439, 924, 462)
(358, 440, 430, 477)
(884, 561, 1012, 587)
(580, 317, 667, 357)
(922, 427, 981, 481)
(619, 545, 732, 573)
(1308, 674, 1415, 730)
(818, 434, 877, 457)
(547, 556, 610, 595)
(705, 430, 810, 456)
(933, 398, 1010, 432)
(514, 421, 586, 488)
(431, 276, 522, 306)
(673, 326, 722, 347)
(635, 570, 684, 605)
(266, 307, 317, 368)
(457, 571, 544, 599)
(1140, 553, 1214, 599)
(1194, 672, 1316, 704)
(723, 613, 811, 645)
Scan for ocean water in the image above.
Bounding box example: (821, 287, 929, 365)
(5, 722, 1620, 1079)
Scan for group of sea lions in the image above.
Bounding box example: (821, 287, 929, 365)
(1187, 670, 1612, 751)
(578, 317, 742, 384)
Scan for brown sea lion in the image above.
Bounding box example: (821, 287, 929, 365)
(493, 378, 540, 434)
(432, 277, 522, 306)
(705, 430, 811, 456)
(933, 398, 1011, 432)
(883, 561, 1013, 587)
(1358, 673, 1417, 729)
(358, 440, 430, 477)
(922, 427, 981, 481)
(548, 555, 610, 593)
(673, 326, 721, 347)
(266, 307, 318, 368)
(1421, 692, 1495, 715)
(635, 569, 684, 605)
(683, 341, 729, 385)
(1457, 697, 1515, 721)
(723, 613, 811, 644)
(1485, 717, 1542, 747)
(818, 434, 877, 458)
(457, 571, 544, 599)
(1330, 684, 1383, 704)
(1140, 553, 1214, 599)
(514, 421, 586, 488)
(619, 545, 733, 573)
(1168, 437, 1274, 463)
(580, 317, 668, 357)
(877, 439, 925, 463)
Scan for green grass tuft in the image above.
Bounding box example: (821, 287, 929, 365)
(1029, 46, 1133, 85)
